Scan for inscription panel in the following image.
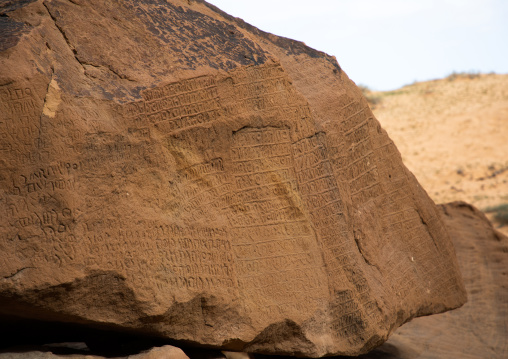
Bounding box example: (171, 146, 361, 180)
(0, 54, 465, 354)
(293, 133, 382, 339)
(0, 85, 40, 162)
(322, 92, 462, 312)
(81, 220, 238, 299)
(229, 126, 327, 320)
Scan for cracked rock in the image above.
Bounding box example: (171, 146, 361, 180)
(0, 0, 466, 357)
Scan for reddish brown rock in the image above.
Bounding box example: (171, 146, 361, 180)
(0, 345, 189, 359)
(0, 0, 465, 357)
(360, 202, 508, 359)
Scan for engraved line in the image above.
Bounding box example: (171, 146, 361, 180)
(233, 168, 291, 177)
(233, 75, 287, 86)
(231, 219, 308, 229)
(298, 174, 334, 186)
(345, 106, 366, 120)
(347, 151, 375, 167)
(232, 235, 313, 247)
(345, 120, 370, 136)
(236, 251, 312, 262)
(144, 84, 218, 104)
(231, 153, 291, 163)
(231, 141, 291, 149)
(350, 166, 378, 182)
(351, 182, 382, 196)
(145, 98, 220, 115)
(238, 265, 326, 279)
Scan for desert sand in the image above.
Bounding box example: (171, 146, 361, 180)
(371, 73, 508, 235)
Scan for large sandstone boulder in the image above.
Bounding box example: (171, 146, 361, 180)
(0, 0, 466, 357)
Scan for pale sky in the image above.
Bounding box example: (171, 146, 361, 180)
(206, 0, 508, 91)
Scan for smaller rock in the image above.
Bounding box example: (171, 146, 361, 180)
(0, 351, 73, 359)
(0, 345, 189, 359)
(131, 345, 189, 359)
(223, 352, 253, 359)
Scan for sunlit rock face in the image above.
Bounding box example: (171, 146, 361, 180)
(0, 0, 466, 357)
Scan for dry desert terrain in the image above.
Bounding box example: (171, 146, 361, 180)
(371, 73, 508, 235)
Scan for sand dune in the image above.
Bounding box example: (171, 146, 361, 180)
(372, 73, 508, 235)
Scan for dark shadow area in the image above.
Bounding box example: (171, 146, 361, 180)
(357, 342, 403, 359)
(185, 347, 227, 359)
(0, 315, 404, 358)
(250, 342, 402, 359)
(0, 315, 169, 357)
(0, 315, 239, 358)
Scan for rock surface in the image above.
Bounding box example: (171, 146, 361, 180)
(0, 345, 189, 359)
(0, 0, 466, 357)
(0, 202, 504, 359)
(361, 202, 508, 359)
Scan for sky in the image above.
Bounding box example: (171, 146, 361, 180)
(206, 0, 508, 91)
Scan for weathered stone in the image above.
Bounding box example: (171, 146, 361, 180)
(0, 345, 189, 359)
(360, 202, 508, 359)
(0, 0, 466, 357)
(223, 352, 252, 359)
(131, 345, 189, 359)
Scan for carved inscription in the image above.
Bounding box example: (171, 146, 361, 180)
(119, 76, 222, 135)
(9, 162, 79, 196)
(80, 221, 237, 296)
(324, 94, 384, 205)
(292, 133, 382, 339)
(143, 76, 221, 133)
(0, 85, 40, 159)
(0, 51, 466, 355)
(121, 63, 314, 140)
(229, 128, 299, 227)
(222, 64, 315, 138)
(229, 127, 326, 319)
(177, 158, 232, 222)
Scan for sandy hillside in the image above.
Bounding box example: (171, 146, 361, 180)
(371, 73, 508, 234)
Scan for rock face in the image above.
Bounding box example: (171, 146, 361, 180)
(0, 0, 466, 357)
(0, 345, 190, 359)
(361, 202, 508, 359)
